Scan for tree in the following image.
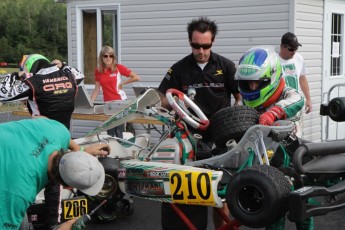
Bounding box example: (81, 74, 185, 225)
(0, 0, 67, 64)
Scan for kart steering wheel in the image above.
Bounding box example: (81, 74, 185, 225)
(166, 88, 209, 131)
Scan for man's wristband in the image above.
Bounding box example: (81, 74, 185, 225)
(80, 146, 85, 151)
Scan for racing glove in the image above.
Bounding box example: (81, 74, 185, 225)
(11, 72, 28, 81)
(259, 106, 286, 126)
(11, 72, 20, 81)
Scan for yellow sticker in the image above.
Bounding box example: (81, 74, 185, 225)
(169, 170, 215, 205)
(63, 198, 88, 220)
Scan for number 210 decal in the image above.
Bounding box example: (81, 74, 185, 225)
(169, 171, 215, 205)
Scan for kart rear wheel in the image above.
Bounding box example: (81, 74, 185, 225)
(210, 105, 258, 147)
(161, 203, 208, 230)
(85, 157, 124, 223)
(226, 165, 291, 228)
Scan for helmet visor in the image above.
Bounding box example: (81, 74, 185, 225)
(239, 80, 270, 101)
(236, 64, 262, 80)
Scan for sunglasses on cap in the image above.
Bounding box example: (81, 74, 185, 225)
(190, 42, 213, 50)
(283, 45, 298, 52)
(103, 54, 114, 58)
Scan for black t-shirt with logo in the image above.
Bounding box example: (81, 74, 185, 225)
(158, 52, 239, 119)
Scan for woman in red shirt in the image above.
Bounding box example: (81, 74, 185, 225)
(91, 46, 140, 137)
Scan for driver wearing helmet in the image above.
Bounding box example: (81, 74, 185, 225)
(236, 47, 313, 230)
(235, 46, 304, 137)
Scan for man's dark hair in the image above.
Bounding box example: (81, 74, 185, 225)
(31, 60, 52, 74)
(187, 16, 218, 42)
(50, 149, 69, 187)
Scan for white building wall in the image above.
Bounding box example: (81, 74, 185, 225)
(121, 0, 292, 90)
(63, 0, 324, 142)
(66, 0, 291, 89)
(295, 0, 324, 141)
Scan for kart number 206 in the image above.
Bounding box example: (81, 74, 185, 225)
(63, 198, 88, 220)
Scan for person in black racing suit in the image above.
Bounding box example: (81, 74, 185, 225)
(0, 54, 84, 129)
(0, 54, 84, 229)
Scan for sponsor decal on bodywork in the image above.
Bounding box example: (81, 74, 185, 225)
(125, 180, 165, 196)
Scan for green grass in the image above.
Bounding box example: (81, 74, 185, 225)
(0, 67, 18, 75)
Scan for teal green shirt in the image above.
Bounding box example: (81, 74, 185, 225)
(0, 118, 70, 229)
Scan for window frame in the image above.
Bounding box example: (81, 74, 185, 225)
(75, 3, 121, 82)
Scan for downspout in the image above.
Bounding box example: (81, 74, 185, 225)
(289, 0, 296, 33)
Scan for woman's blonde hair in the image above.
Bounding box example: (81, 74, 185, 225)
(97, 46, 118, 73)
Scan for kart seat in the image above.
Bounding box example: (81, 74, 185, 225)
(107, 134, 151, 159)
(74, 133, 151, 159)
(189, 121, 295, 169)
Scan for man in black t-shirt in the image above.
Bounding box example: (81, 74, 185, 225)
(158, 16, 241, 229)
(158, 17, 241, 143)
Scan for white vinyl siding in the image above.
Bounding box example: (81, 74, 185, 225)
(67, 0, 291, 89)
(295, 0, 324, 141)
(62, 0, 325, 142)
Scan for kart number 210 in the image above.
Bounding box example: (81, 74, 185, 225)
(169, 171, 215, 205)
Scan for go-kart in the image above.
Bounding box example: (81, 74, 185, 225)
(26, 86, 345, 230)
(25, 87, 215, 229)
(65, 88, 294, 229)
(74, 87, 345, 229)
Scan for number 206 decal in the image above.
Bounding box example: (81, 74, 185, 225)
(63, 199, 87, 219)
(169, 171, 215, 205)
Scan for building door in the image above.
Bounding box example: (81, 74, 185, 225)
(76, 5, 120, 84)
(322, 0, 345, 141)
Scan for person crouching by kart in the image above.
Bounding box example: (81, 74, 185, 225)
(0, 54, 85, 228)
(0, 118, 110, 230)
(235, 46, 313, 230)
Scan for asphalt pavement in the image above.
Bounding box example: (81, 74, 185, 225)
(86, 197, 345, 230)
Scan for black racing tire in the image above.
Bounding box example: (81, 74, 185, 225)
(328, 97, 345, 122)
(85, 157, 124, 223)
(89, 199, 123, 223)
(210, 105, 259, 147)
(226, 165, 291, 228)
(161, 203, 208, 230)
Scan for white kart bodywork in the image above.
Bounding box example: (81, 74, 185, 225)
(34, 89, 295, 210)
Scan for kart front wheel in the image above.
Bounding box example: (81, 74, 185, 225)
(226, 165, 291, 228)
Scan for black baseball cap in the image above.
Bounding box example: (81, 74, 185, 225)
(281, 32, 302, 49)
